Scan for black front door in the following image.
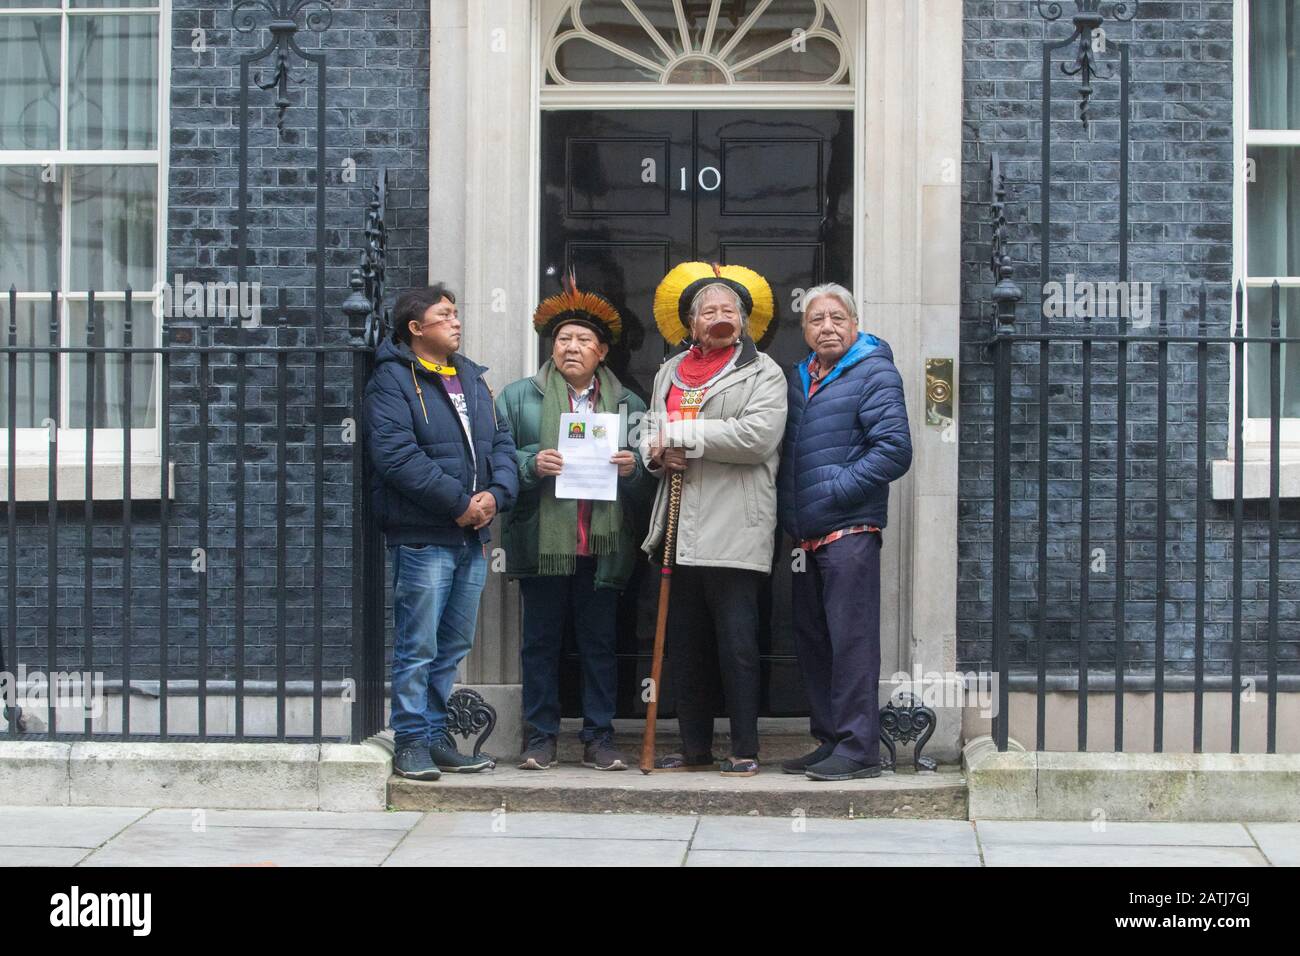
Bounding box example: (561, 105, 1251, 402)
(540, 108, 854, 718)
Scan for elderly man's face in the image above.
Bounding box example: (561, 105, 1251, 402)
(690, 286, 743, 353)
(803, 294, 857, 365)
(552, 322, 608, 386)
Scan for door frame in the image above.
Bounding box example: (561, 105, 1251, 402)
(528, 0, 867, 381)
(437, 3, 964, 751)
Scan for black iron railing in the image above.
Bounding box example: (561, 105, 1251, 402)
(989, 280, 1298, 755)
(984, 1, 1297, 754)
(0, 172, 391, 745)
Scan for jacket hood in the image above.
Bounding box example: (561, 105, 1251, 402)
(375, 335, 487, 376)
(796, 332, 891, 393)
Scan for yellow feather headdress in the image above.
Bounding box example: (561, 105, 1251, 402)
(652, 261, 775, 347)
(531, 270, 622, 344)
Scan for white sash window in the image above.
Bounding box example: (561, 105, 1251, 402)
(0, 0, 167, 477)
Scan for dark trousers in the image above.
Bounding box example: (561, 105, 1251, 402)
(791, 531, 883, 766)
(518, 557, 618, 742)
(666, 565, 763, 759)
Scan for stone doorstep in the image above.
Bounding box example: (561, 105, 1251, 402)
(501, 718, 956, 765)
(388, 764, 969, 819)
(0, 740, 391, 812)
(554, 731, 826, 763)
(963, 738, 1300, 822)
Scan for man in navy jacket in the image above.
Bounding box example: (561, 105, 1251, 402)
(364, 285, 518, 780)
(777, 283, 912, 781)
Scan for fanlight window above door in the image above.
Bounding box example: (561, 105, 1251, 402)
(546, 0, 851, 86)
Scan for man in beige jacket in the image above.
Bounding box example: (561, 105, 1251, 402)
(640, 262, 788, 776)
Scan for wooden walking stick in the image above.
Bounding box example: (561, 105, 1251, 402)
(640, 470, 683, 774)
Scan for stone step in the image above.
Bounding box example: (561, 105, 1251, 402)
(489, 718, 948, 766)
(553, 732, 821, 763)
(389, 764, 968, 819)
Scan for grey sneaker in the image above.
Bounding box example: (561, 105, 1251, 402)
(518, 733, 557, 770)
(394, 742, 441, 781)
(429, 730, 492, 773)
(583, 731, 628, 771)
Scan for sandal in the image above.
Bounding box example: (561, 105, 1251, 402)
(720, 757, 760, 777)
(653, 753, 717, 772)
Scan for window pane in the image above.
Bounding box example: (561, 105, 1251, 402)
(577, 0, 678, 64)
(68, 14, 158, 150)
(0, 296, 55, 429)
(69, 1, 157, 7)
(1249, 0, 1300, 129)
(553, 35, 661, 82)
(732, 35, 844, 83)
(728, 0, 820, 61)
(0, 14, 61, 149)
(1246, 146, 1300, 277)
(68, 298, 155, 429)
(682, 0, 741, 55)
(665, 59, 728, 84)
(69, 165, 156, 293)
(0, 1, 61, 7)
(1246, 286, 1300, 419)
(0, 167, 62, 292)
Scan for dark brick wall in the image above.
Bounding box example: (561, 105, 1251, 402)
(960, 0, 1300, 680)
(4, 0, 429, 687)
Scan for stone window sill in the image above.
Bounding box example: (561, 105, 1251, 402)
(1211, 458, 1300, 500)
(0, 458, 174, 502)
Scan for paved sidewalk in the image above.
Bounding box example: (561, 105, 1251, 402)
(0, 807, 1297, 866)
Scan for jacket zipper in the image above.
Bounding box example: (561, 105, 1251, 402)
(412, 360, 478, 493)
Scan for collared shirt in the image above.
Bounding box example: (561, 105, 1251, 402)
(567, 377, 596, 414)
(807, 354, 837, 397)
(798, 525, 880, 553)
(566, 375, 599, 556)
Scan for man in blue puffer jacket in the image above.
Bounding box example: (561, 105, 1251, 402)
(364, 284, 518, 780)
(777, 282, 912, 782)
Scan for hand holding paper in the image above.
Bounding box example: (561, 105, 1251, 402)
(554, 412, 620, 501)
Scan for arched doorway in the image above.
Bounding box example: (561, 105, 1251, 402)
(536, 0, 860, 718)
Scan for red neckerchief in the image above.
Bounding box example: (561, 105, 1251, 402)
(676, 342, 737, 387)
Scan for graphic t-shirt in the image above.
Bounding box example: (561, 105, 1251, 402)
(418, 357, 477, 489)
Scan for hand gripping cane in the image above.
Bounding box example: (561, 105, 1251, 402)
(639, 471, 683, 774)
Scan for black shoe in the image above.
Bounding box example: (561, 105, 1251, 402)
(781, 741, 835, 775)
(805, 754, 881, 782)
(429, 730, 493, 773)
(582, 732, 628, 771)
(393, 742, 441, 781)
(518, 733, 557, 770)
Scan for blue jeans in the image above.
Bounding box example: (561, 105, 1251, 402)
(389, 542, 487, 748)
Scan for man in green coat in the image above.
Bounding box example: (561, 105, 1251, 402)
(495, 276, 653, 771)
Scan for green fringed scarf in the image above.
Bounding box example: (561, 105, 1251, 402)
(537, 362, 625, 576)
